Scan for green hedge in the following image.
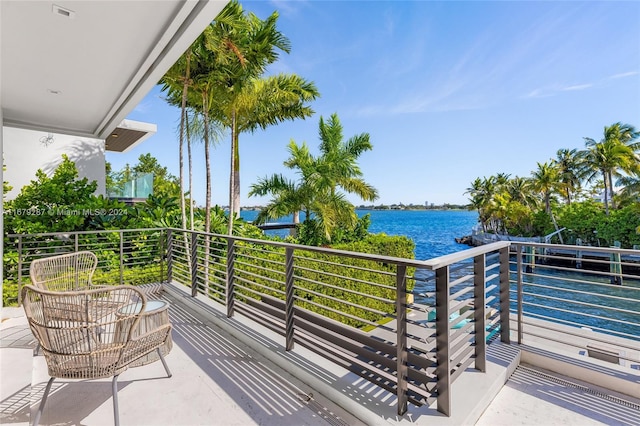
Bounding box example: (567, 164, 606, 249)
(229, 233, 416, 328)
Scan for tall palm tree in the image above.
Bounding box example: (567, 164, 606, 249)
(531, 161, 560, 216)
(505, 176, 537, 208)
(160, 46, 192, 233)
(582, 123, 640, 214)
(465, 176, 497, 233)
(553, 148, 584, 205)
(203, 1, 319, 234)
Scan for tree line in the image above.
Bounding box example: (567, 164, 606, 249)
(466, 122, 640, 247)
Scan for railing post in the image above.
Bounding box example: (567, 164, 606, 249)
(435, 266, 451, 417)
(285, 247, 295, 351)
(226, 238, 235, 318)
(499, 246, 511, 343)
(17, 236, 23, 306)
(473, 254, 486, 372)
(166, 229, 173, 284)
(396, 264, 408, 416)
(517, 244, 523, 344)
(190, 232, 198, 297)
(74, 233, 78, 252)
(119, 231, 124, 285)
(159, 230, 164, 284)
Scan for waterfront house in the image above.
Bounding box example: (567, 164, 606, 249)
(2, 2, 639, 425)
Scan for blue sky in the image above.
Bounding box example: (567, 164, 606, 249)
(108, 1, 640, 207)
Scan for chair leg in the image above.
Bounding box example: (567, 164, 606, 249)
(112, 375, 120, 426)
(32, 377, 55, 426)
(157, 348, 172, 378)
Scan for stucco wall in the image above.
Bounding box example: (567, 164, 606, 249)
(2, 126, 106, 200)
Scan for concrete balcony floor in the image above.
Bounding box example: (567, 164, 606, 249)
(2, 284, 640, 426)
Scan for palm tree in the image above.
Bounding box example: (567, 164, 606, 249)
(304, 113, 379, 202)
(465, 176, 497, 233)
(248, 174, 308, 225)
(203, 1, 319, 234)
(582, 123, 640, 214)
(531, 161, 560, 216)
(505, 176, 537, 208)
(553, 148, 584, 205)
(616, 171, 640, 206)
(249, 114, 378, 242)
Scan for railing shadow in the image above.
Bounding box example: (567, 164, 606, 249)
(166, 294, 356, 425)
(502, 366, 640, 425)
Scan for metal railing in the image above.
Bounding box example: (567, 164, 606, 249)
(6, 228, 167, 303)
(165, 228, 510, 416)
(510, 242, 640, 365)
(9, 228, 640, 414)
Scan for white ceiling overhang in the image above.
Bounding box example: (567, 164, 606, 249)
(1, 0, 227, 139)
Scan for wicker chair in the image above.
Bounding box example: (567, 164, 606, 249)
(29, 251, 99, 291)
(22, 285, 172, 426)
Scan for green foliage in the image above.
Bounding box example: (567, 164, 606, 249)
(2, 280, 19, 307)
(108, 154, 180, 200)
(5, 155, 98, 234)
(556, 200, 604, 245)
(250, 114, 378, 244)
(599, 204, 640, 248)
(92, 264, 163, 286)
(3, 162, 12, 198)
(220, 233, 416, 328)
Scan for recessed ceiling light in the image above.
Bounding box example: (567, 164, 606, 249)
(47, 89, 61, 95)
(52, 4, 75, 19)
(111, 133, 119, 138)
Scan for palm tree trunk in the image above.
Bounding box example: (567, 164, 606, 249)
(603, 169, 610, 215)
(203, 97, 211, 290)
(608, 172, 616, 210)
(227, 109, 237, 235)
(179, 50, 191, 270)
(186, 111, 194, 231)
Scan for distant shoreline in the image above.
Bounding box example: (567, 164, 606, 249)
(241, 205, 470, 212)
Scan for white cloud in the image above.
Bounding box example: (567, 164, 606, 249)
(561, 83, 593, 91)
(609, 71, 639, 80)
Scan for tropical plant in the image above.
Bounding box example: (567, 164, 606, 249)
(250, 113, 378, 245)
(200, 1, 320, 234)
(530, 161, 561, 216)
(6, 155, 98, 234)
(582, 122, 640, 214)
(554, 148, 584, 204)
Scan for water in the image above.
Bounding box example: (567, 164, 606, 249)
(240, 208, 478, 260)
(241, 208, 640, 340)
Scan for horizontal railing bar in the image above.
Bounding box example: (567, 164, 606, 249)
(521, 300, 640, 329)
(450, 355, 475, 383)
(293, 273, 395, 305)
(293, 296, 382, 328)
(513, 241, 640, 256)
(449, 284, 474, 302)
(235, 251, 286, 268)
(449, 274, 474, 289)
(516, 314, 634, 344)
(293, 253, 398, 278)
(422, 242, 510, 270)
(234, 277, 286, 297)
(516, 275, 640, 297)
(294, 265, 397, 293)
(294, 287, 390, 317)
(168, 227, 503, 270)
(520, 290, 640, 317)
(234, 260, 286, 280)
(518, 263, 640, 285)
